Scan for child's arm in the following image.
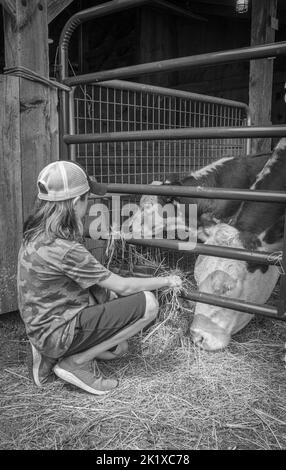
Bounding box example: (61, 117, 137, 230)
(97, 273, 182, 296)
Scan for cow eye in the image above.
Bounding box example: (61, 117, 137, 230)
(223, 281, 237, 294)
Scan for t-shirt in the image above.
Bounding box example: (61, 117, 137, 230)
(17, 237, 112, 358)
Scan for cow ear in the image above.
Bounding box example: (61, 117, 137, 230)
(197, 223, 217, 243)
(163, 179, 182, 186)
(210, 270, 237, 295)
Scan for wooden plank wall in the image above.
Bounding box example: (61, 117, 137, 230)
(47, 0, 76, 24)
(249, 0, 278, 154)
(19, 79, 59, 221)
(1, 2, 60, 314)
(0, 74, 59, 314)
(3, 0, 59, 223)
(0, 75, 22, 313)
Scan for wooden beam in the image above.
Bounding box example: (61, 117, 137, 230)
(184, 3, 249, 19)
(138, 7, 178, 87)
(0, 75, 22, 314)
(0, 0, 16, 18)
(48, 0, 76, 24)
(153, 0, 207, 22)
(4, 0, 49, 75)
(249, 0, 278, 154)
(188, 0, 236, 5)
(3, 0, 58, 221)
(2, 1, 58, 313)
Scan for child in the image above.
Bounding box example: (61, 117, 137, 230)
(17, 161, 182, 395)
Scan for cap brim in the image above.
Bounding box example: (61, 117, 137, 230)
(89, 178, 108, 196)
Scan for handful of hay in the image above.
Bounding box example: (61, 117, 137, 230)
(104, 232, 196, 354)
(141, 261, 196, 355)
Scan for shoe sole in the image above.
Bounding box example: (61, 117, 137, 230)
(31, 343, 42, 387)
(29, 343, 56, 387)
(53, 365, 117, 395)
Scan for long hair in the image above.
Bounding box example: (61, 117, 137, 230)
(23, 193, 88, 244)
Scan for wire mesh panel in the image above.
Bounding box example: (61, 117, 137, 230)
(70, 80, 249, 269)
(71, 80, 249, 184)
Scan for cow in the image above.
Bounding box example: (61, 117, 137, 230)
(190, 138, 286, 351)
(129, 152, 271, 240)
(161, 152, 271, 238)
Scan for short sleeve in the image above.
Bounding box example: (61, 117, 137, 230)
(62, 242, 111, 289)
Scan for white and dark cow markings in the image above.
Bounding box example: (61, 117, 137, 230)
(233, 139, 286, 271)
(191, 138, 286, 350)
(131, 153, 271, 240)
(127, 146, 285, 351)
(190, 223, 281, 351)
(160, 152, 271, 239)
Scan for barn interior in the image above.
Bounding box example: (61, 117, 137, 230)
(1, 1, 286, 452)
(45, 0, 286, 127)
(1, 0, 286, 314)
(1, 1, 286, 121)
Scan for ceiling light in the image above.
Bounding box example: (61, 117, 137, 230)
(236, 0, 249, 14)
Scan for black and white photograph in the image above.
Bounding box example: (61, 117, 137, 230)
(1, 0, 286, 454)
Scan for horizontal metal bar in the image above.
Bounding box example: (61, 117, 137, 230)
(88, 80, 248, 110)
(64, 41, 286, 86)
(59, 0, 152, 80)
(127, 239, 281, 265)
(60, 0, 205, 48)
(105, 183, 286, 203)
(59, 0, 205, 79)
(63, 125, 286, 144)
(109, 263, 283, 320)
(60, 0, 149, 50)
(181, 291, 284, 320)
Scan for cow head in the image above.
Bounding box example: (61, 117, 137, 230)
(162, 178, 222, 240)
(127, 181, 167, 238)
(129, 178, 219, 240)
(128, 180, 191, 238)
(190, 223, 280, 351)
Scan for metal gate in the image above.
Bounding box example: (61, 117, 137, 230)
(69, 80, 249, 268)
(70, 80, 249, 185)
(58, 0, 286, 322)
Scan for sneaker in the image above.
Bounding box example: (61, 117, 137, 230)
(27, 341, 57, 387)
(97, 340, 129, 361)
(53, 358, 119, 395)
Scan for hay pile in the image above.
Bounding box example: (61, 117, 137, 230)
(105, 238, 196, 355)
(1, 242, 286, 450)
(1, 314, 286, 450)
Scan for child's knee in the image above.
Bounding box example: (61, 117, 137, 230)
(143, 291, 159, 321)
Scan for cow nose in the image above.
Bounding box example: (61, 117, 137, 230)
(190, 330, 205, 347)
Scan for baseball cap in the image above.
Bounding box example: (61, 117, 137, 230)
(37, 160, 107, 201)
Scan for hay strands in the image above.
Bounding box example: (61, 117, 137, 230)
(105, 226, 127, 270)
(105, 232, 195, 343)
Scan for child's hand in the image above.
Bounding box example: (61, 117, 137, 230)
(109, 290, 118, 300)
(166, 275, 183, 289)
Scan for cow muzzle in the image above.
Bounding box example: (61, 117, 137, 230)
(190, 314, 231, 351)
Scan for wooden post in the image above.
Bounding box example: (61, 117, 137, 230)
(138, 6, 178, 87)
(3, 0, 59, 221)
(1, 0, 58, 313)
(47, 0, 75, 24)
(249, 0, 278, 154)
(0, 76, 22, 313)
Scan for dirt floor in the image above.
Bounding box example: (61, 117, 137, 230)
(1, 306, 286, 451)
